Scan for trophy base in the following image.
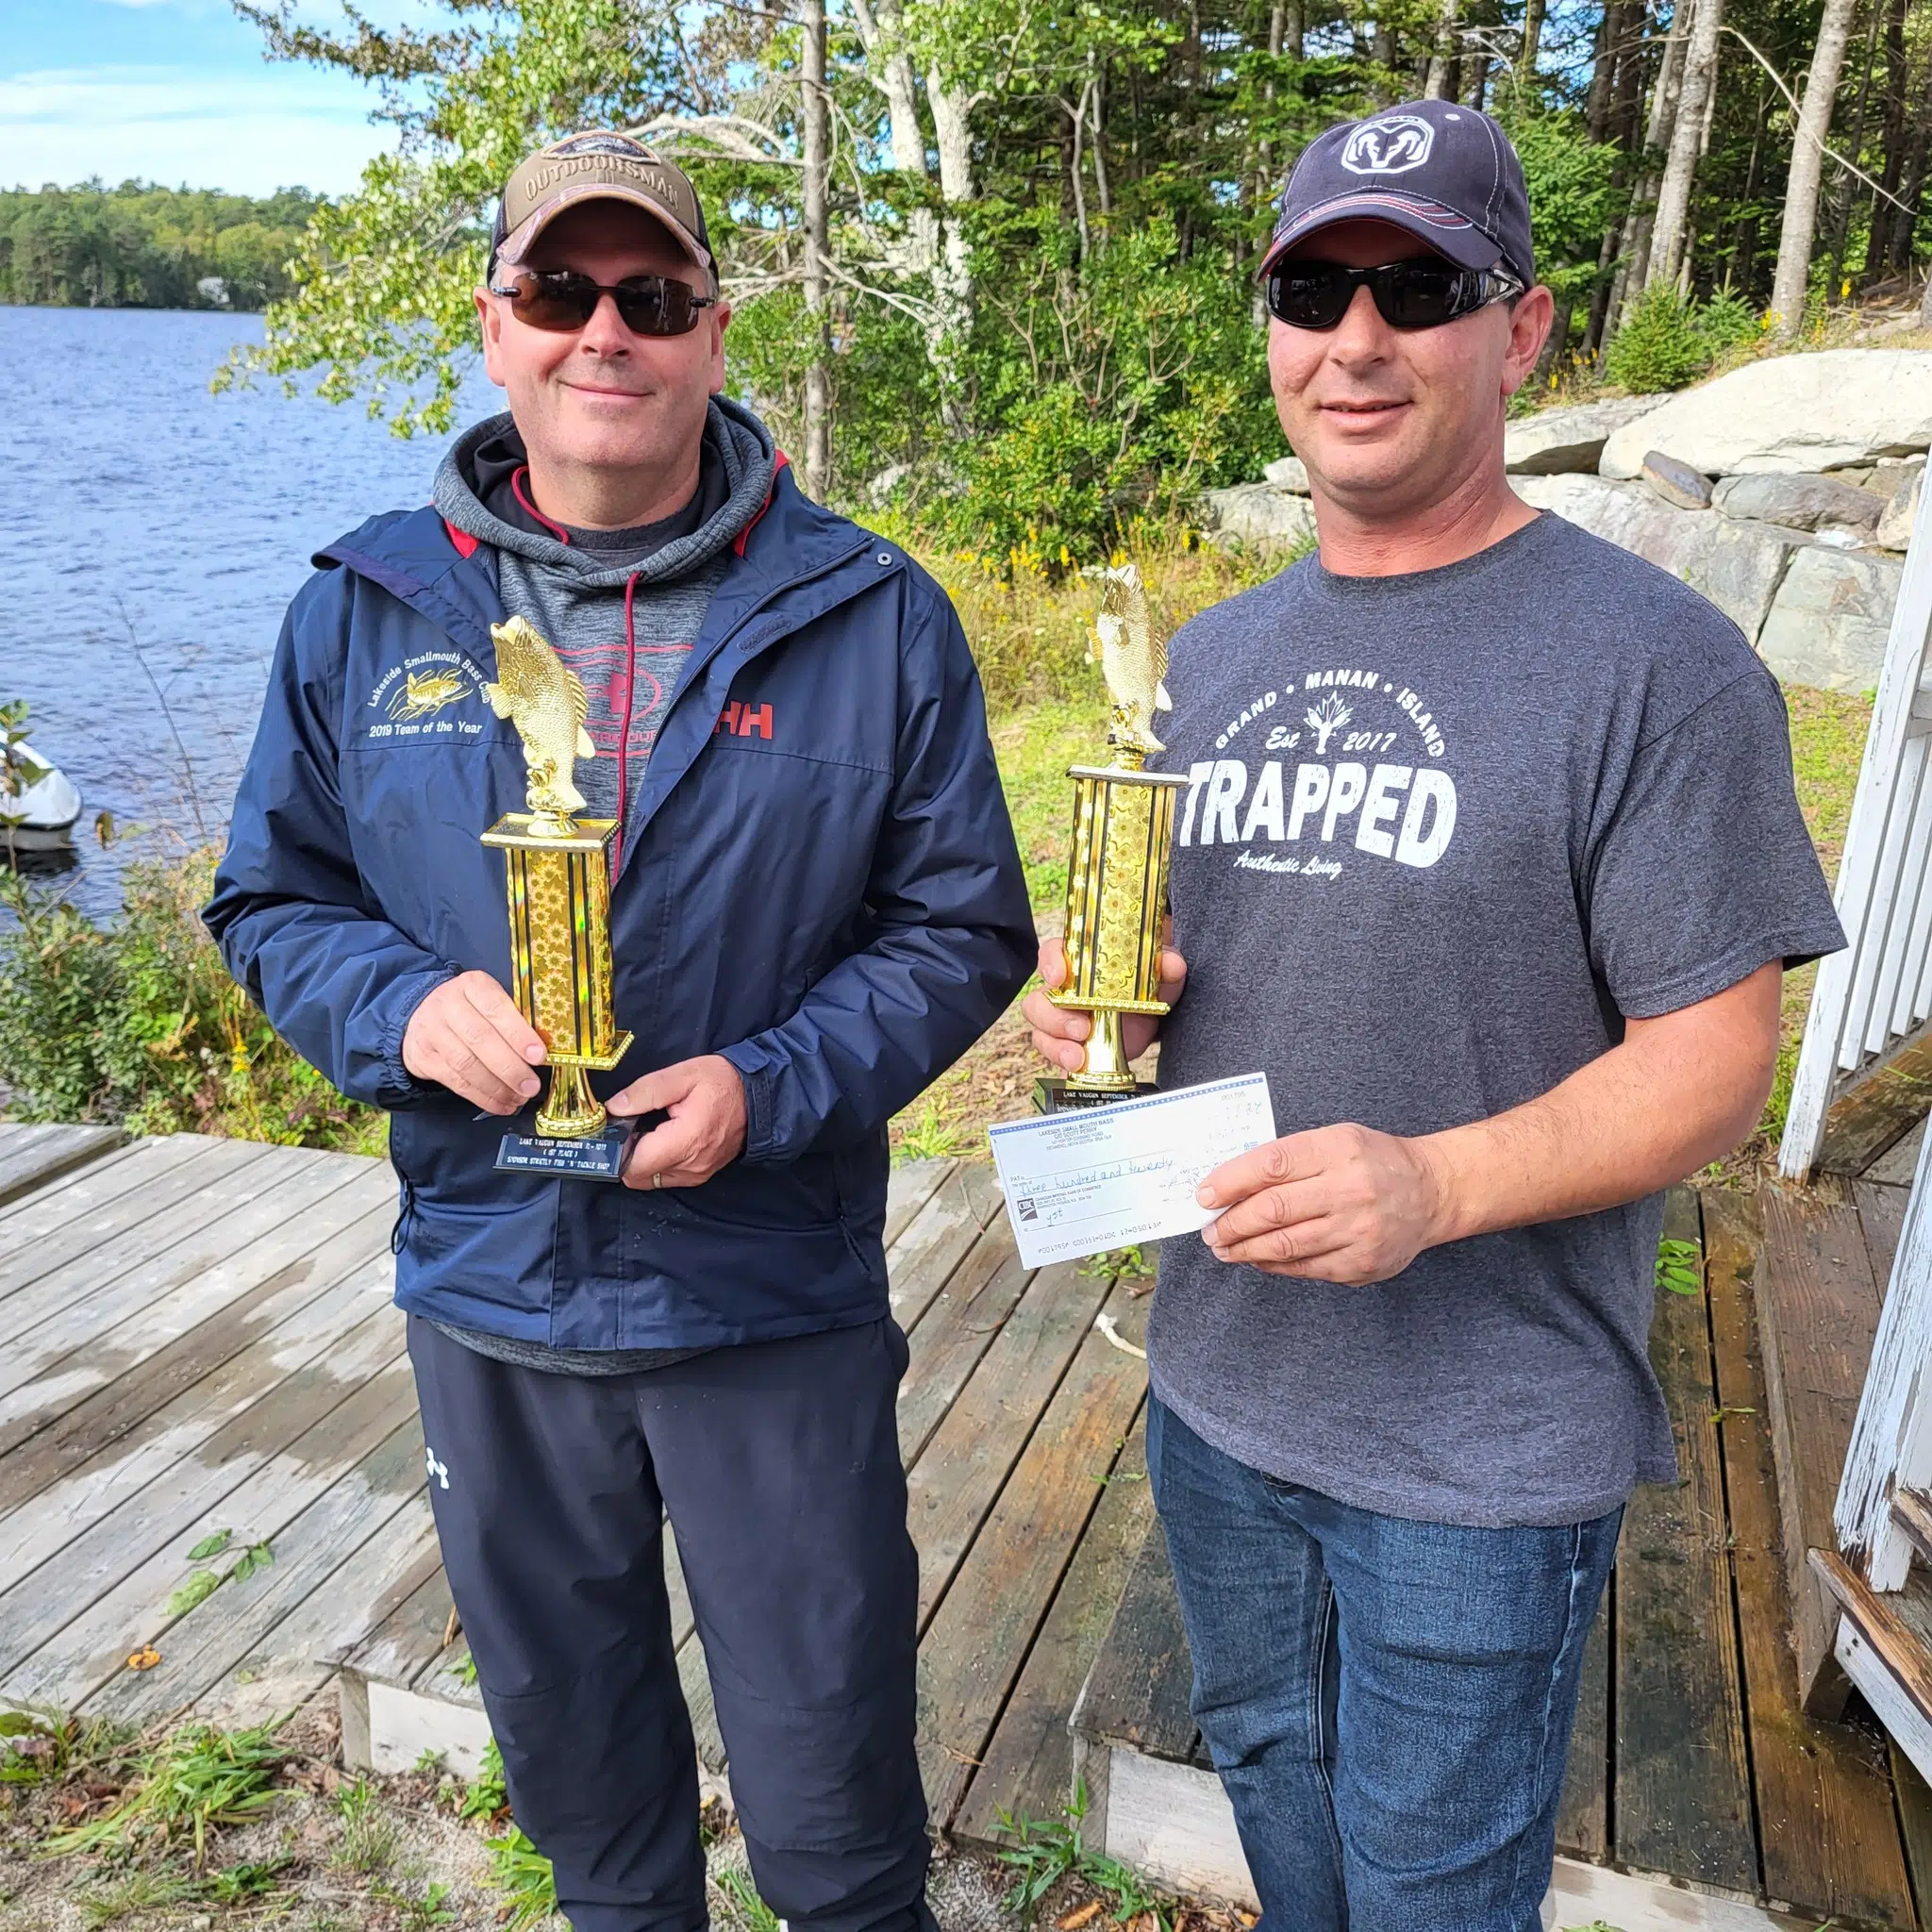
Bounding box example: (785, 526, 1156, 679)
(1033, 1076, 1159, 1114)
(495, 1118, 640, 1182)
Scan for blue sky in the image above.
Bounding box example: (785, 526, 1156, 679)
(0, 0, 411, 196)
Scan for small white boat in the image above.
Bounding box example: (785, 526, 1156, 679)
(3, 741, 82, 853)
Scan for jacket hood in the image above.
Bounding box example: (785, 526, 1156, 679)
(432, 393, 777, 591)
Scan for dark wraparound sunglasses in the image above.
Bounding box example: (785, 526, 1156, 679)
(1264, 258, 1524, 331)
(489, 269, 719, 336)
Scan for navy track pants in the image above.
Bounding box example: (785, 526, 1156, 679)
(407, 1314, 936, 1932)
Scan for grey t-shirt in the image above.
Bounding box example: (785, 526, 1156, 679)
(1147, 511, 1844, 1529)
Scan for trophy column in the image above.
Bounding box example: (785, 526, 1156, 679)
(1035, 760, 1188, 1113)
(481, 812, 638, 1176)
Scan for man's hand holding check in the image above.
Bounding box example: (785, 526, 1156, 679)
(1022, 936, 1447, 1286)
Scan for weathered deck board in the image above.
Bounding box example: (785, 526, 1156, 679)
(0, 1247, 397, 1583)
(0, 1158, 388, 1466)
(8, 1354, 419, 1709)
(1555, 1588, 1610, 1863)
(955, 1411, 1155, 1843)
(0, 1133, 250, 1308)
(0, 1191, 394, 1514)
(0, 1122, 126, 1208)
(1866, 1119, 1928, 1190)
(909, 1258, 1113, 1631)
(95, 1416, 432, 1723)
(916, 1276, 1149, 1825)
(1703, 1186, 1914, 1925)
(0, 1311, 408, 1694)
(1756, 1177, 1890, 1710)
(884, 1158, 958, 1252)
(1613, 1189, 1756, 1892)
(1818, 1030, 1932, 1177)
(1857, 1175, 1913, 1287)
(1, 1144, 363, 1357)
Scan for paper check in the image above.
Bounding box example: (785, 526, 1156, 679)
(987, 1074, 1276, 1270)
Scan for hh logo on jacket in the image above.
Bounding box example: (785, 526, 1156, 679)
(715, 700, 774, 740)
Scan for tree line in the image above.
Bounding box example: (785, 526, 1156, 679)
(225, 0, 1931, 559)
(0, 183, 322, 311)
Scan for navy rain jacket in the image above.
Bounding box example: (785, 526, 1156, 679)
(206, 467, 1034, 1349)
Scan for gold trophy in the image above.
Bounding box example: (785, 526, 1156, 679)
(479, 617, 638, 1178)
(1034, 564, 1189, 1113)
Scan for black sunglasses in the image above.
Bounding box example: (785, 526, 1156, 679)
(1264, 258, 1524, 331)
(488, 269, 719, 337)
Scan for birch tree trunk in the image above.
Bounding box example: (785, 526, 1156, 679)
(1769, 0, 1861, 336)
(1424, 0, 1461, 98)
(1611, 15, 1685, 324)
(801, 0, 832, 501)
(1647, 0, 1722, 291)
(927, 66, 975, 417)
(848, 0, 938, 273)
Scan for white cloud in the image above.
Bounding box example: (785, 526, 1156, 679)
(0, 65, 399, 195)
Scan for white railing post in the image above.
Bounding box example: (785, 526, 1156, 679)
(1780, 475, 1932, 1179)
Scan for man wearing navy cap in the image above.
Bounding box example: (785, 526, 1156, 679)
(1029, 102, 1841, 1927)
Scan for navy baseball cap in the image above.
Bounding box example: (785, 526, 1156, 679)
(1259, 99, 1536, 287)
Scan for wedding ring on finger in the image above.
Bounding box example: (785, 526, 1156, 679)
(652, 1172, 664, 1191)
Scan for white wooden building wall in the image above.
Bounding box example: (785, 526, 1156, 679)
(1779, 475, 1932, 1180)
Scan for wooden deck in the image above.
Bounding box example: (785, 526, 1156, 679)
(6, 1116, 1931, 1928)
(0, 1124, 1151, 1852)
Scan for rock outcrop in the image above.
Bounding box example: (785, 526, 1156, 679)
(1641, 451, 1714, 509)
(1197, 484, 1316, 549)
(1513, 474, 1905, 690)
(1504, 394, 1667, 475)
(1877, 468, 1925, 551)
(1261, 456, 1310, 492)
(1756, 547, 1907, 691)
(1599, 350, 1932, 478)
(1711, 472, 1886, 533)
(1514, 475, 1807, 643)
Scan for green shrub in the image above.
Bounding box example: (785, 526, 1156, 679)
(1605, 285, 1714, 391)
(0, 849, 383, 1150)
(1695, 290, 1761, 355)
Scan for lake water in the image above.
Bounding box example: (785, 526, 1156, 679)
(3, 307, 499, 920)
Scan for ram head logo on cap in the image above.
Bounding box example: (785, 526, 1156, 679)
(1341, 114, 1436, 175)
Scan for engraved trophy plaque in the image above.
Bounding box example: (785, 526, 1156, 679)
(480, 616, 638, 1178)
(1034, 564, 1189, 1113)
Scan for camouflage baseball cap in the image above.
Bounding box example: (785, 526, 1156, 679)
(491, 129, 715, 287)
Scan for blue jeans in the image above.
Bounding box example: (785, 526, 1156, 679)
(1146, 1397, 1619, 1932)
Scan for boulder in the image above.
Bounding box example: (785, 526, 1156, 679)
(1877, 469, 1925, 551)
(1515, 474, 1807, 642)
(1198, 484, 1317, 550)
(1505, 394, 1667, 475)
(1711, 472, 1885, 534)
(1262, 455, 1311, 492)
(1599, 350, 1932, 479)
(1756, 546, 1907, 690)
(1641, 451, 1713, 510)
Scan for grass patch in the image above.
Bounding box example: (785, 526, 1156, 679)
(996, 1785, 1174, 1927)
(483, 1824, 558, 1929)
(42, 1716, 289, 1868)
(714, 1863, 781, 1932)
(332, 1774, 400, 1874)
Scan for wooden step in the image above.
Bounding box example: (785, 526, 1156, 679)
(1892, 1488, 1932, 1570)
(1753, 1179, 1890, 1714)
(1810, 1549, 1932, 1789)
